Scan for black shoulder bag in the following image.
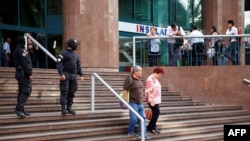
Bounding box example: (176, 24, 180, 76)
(175, 26, 184, 49)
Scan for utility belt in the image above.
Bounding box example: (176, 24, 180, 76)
(16, 66, 25, 76)
(63, 71, 77, 78)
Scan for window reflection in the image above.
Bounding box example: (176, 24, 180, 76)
(175, 0, 201, 29)
(119, 0, 133, 19)
(245, 11, 250, 34)
(20, 0, 44, 28)
(47, 34, 62, 69)
(153, 0, 169, 26)
(134, 0, 151, 21)
(119, 0, 152, 22)
(47, 0, 62, 15)
(0, 1, 18, 25)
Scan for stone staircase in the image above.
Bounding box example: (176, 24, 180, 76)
(1, 67, 250, 141)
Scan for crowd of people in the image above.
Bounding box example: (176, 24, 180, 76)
(146, 19, 242, 66)
(1, 33, 46, 68)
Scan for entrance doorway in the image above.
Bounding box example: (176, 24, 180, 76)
(0, 29, 62, 69)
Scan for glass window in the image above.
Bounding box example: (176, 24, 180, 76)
(245, 11, 250, 34)
(47, 34, 62, 69)
(20, 0, 45, 28)
(119, 0, 133, 20)
(119, 0, 152, 22)
(153, 0, 169, 27)
(47, 0, 62, 15)
(134, 0, 151, 22)
(175, 0, 201, 29)
(175, 0, 190, 28)
(0, 1, 18, 25)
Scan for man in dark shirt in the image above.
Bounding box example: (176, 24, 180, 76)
(13, 36, 33, 118)
(123, 65, 150, 140)
(57, 39, 84, 115)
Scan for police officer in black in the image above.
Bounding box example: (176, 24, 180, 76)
(57, 39, 84, 116)
(13, 36, 33, 118)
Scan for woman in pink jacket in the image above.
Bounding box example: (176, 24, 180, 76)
(145, 67, 164, 134)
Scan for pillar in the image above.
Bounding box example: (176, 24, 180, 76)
(62, 0, 119, 72)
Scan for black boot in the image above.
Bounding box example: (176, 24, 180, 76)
(14, 109, 26, 118)
(67, 105, 76, 115)
(23, 109, 31, 116)
(61, 105, 68, 116)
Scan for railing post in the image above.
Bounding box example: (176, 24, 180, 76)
(140, 119, 145, 141)
(91, 74, 95, 113)
(133, 36, 136, 66)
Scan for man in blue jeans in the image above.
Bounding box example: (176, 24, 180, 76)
(122, 65, 150, 140)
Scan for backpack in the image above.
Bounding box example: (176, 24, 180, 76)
(175, 26, 184, 49)
(237, 28, 242, 45)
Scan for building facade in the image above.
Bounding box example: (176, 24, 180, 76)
(0, 0, 247, 71)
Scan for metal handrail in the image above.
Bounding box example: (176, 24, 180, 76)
(24, 33, 57, 62)
(132, 34, 250, 66)
(91, 73, 145, 141)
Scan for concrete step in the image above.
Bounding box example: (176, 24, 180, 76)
(0, 124, 225, 141)
(61, 125, 224, 141)
(0, 101, 204, 114)
(159, 110, 250, 121)
(0, 95, 192, 105)
(0, 105, 243, 125)
(2, 110, 250, 135)
(0, 90, 178, 98)
(157, 115, 250, 129)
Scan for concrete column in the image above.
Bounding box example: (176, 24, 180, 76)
(202, 0, 245, 65)
(62, 0, 119, 72)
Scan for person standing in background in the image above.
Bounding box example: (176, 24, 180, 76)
(145, 67, 164, 134)
(208, 26, 220, 66)
(27, 33, 39, 68)
(166, 23, 185, 66)
(147, 27, 161, 66)
(218, 40, 229, 65)
(2, 37, 11, 67)
(188, 25, 205, 66)
(226, 20, 239, 65)
(37, 34, 46, 68)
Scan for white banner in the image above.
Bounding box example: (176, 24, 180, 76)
(119, 21, 167, 36)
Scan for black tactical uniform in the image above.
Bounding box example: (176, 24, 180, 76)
(57, 39, 83, 115)
(13, 36, 33, 118)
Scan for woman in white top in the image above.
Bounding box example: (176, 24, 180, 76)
(147, 27, 161, 66)
(208, 26, 220, 65)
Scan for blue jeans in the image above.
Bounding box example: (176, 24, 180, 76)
(219, 56, 227, 65)
(168, 43, 180, 66)
(228, 42, 240, 65)
(128, 102, 147, 136)
(2, 54, 9, 67)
